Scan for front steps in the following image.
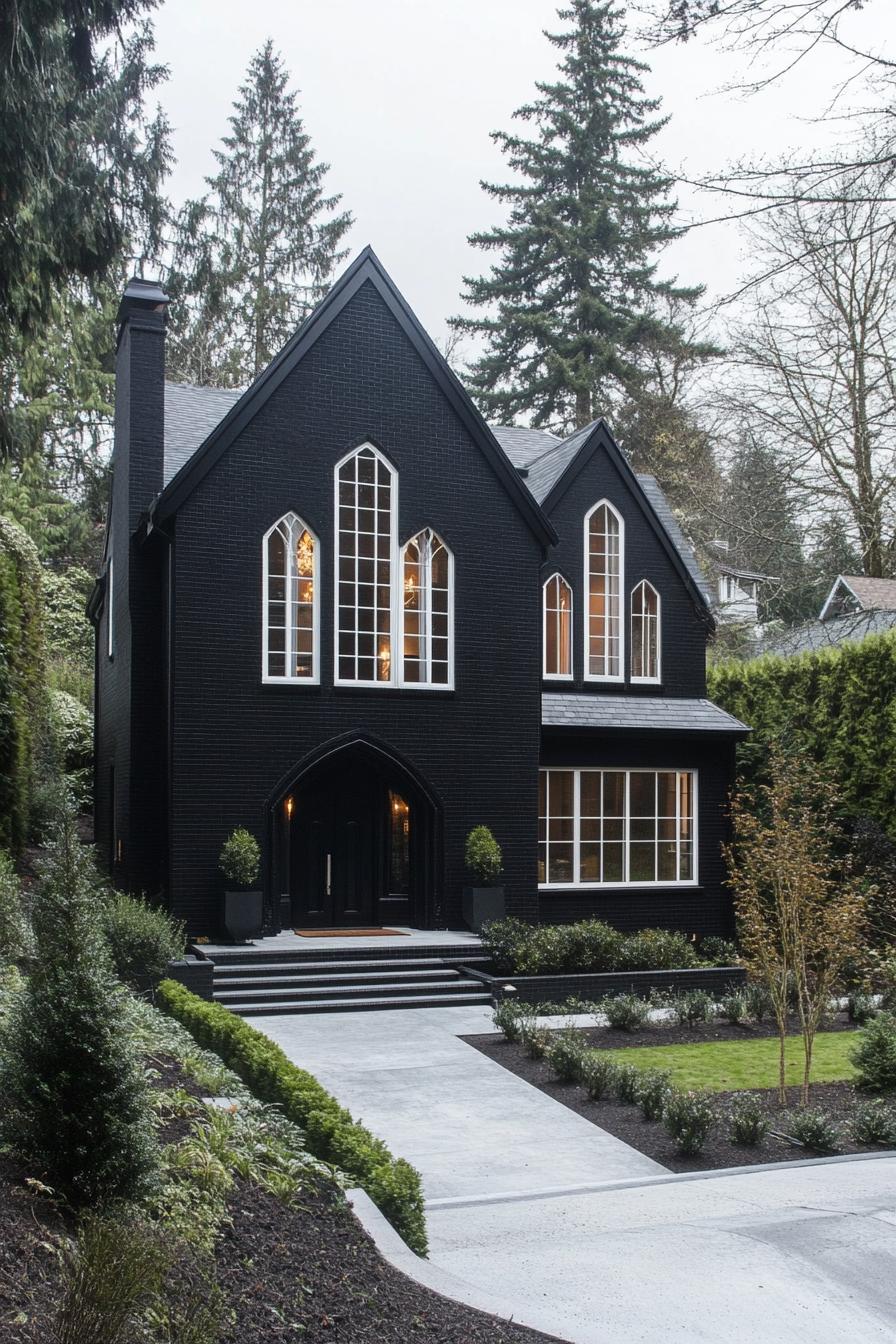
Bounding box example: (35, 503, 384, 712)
(206, 944, 494, 1016)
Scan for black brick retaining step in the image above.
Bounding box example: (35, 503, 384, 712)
(236, 990, 492, 1016)
(204, 943, 495, 1016)
(200, 942, 486, 967)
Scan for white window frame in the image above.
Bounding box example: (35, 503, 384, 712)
(538, 767, 698, 890)
(333, 442, 398, 688)
(584, 499, 624, 683)
(399, 528, 454, 690)
(106, 552, 114, 660)
(542, 572, 573, 680)
(630, 579, 661, 684)
(262, 512, 320, 684)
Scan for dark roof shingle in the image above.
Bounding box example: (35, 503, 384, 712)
(542, 693, 749, 734)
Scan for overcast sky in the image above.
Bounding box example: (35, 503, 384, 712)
(152, 1, 895, 346)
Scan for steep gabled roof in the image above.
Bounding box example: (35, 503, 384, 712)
(499, 418, 713, 616)
(152, 248, 556, 546)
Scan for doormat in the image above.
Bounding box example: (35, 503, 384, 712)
(293, 927, 407, 938)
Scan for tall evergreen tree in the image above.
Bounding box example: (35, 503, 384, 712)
(167, 41, 353, 386)
(452, 1, 706, 432)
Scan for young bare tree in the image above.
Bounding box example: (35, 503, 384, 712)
(721, 170, 896, 576)
(726, 746, 866, 1103)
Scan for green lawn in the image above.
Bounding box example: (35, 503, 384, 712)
(610, 1030, 859, 1092)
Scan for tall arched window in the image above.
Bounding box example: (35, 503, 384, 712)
(585, 500, 623, 680)
(631, 580, 660, 682)
(543, 573, 572, 679)
(335, 443, 397, 685)
(263, 513, 318, 681)
(401, 528, 453, 686)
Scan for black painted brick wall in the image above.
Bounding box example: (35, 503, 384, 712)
(538, 731, 737, 936)
(168, 279, 545, 934)
(541, 441, 709, 697)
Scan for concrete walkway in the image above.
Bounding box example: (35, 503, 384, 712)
(257, 1002, 660, 1200)
(256, 1004, 896, 1342)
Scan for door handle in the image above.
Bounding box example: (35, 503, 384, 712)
(326, 852, 332, 897)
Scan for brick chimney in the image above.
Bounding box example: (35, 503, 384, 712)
(115, 277, 170, 533)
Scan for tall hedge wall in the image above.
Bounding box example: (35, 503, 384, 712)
(708, 632, 896, 833)
(0, 517, 44, 852)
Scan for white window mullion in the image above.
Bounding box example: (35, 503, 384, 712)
(623, 771, 630, 883)
(573, 769, 581, 885)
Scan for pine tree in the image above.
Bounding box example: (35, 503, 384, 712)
(167, 41, 353, 385)
(452, 0, 705, 432)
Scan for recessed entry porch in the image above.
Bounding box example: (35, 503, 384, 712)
(267, 736, 442, 932)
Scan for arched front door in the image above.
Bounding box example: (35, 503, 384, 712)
(273, 742, 437, 929)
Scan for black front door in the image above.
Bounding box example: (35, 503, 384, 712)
(291, 772, 379, 927)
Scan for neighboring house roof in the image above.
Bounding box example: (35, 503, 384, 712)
(542, 693, 749, 734)
(819, 574, 896, 621)
(152, 248, 556, 547)
(716, 563, 775, 583)
(760, 608, 896, 659)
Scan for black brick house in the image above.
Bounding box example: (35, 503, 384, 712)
(90, 248, 747, 939)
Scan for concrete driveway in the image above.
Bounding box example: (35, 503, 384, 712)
(256, 1004, 896, 1343)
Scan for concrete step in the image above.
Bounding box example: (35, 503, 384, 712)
(214, 977, 476, 1006)
(211, 955, 487, 978)
(215, 967, 465, 990)
(204, 944, 487, 968)
(233, 990, 493, 1016)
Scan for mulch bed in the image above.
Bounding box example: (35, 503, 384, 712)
(464, 1019, 890, 1174)
(215, 1175, 560, 1344)
(0, 1154, 71, 1343)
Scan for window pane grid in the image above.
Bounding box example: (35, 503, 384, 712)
(265, 513, 316, 679)
(337, 447, 394, 683)
(631, 580, 659, 680)
(539, 768, 695, 886)
(587, 503, 622, 678)
(401, 528, 452, 686)
(543, 573, 572, 677)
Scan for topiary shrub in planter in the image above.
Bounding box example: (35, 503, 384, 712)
(463, 826, 504, 933)
(616, 928, 698, 972)
(852, 1011, 896, 1092)
(100, 891, 186, 993)
(218, 828, 262, 942)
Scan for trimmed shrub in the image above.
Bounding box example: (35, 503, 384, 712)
(519, 1019, 553, 1059)
(669, 989, 714, 1027)
(0, 811, 158, 1205)
(603, 993, 650, 1032)
(464, 826, 503, 884)
(100, 891, 185, 990)
(744, 981, 773, 1024)
(847, 992, 878, 1025)
(581, 1052, 621, 1101)
(851, 1012, 896, 1091)
(784, 1108, 841, 1152)
(616, 928, 698, 972)
(218, 828, 261, 888)
(157, 979, 427, 1253)
(663, 1091, 715, 1156)
(727, 1095, 770, 1147)
(636, 1069, 672, 1121)
(546, 1030, 589, 1083)
(614, 1063, 642, 1104)
(720, 988, 748, 1025)
(492, 999, 533, 1042)
(699, 936, 739, 966)
(851, 1099, 896, 1146)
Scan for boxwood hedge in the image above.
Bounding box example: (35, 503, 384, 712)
(156, 979, 427, 1253)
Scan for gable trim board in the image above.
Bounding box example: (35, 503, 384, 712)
(149, 247, 557, 549)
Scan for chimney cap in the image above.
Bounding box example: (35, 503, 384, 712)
(117, 276, 170, 327)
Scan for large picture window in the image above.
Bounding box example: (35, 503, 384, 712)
(585, 501, 623, 680)
(631, 580, 660, 682)
(543, 573, 572, 679)
(335, 444, 396, 685)
(401, 528, 453, 686)
(538, 768, 696, 887)
(263, 513, 318, 681)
